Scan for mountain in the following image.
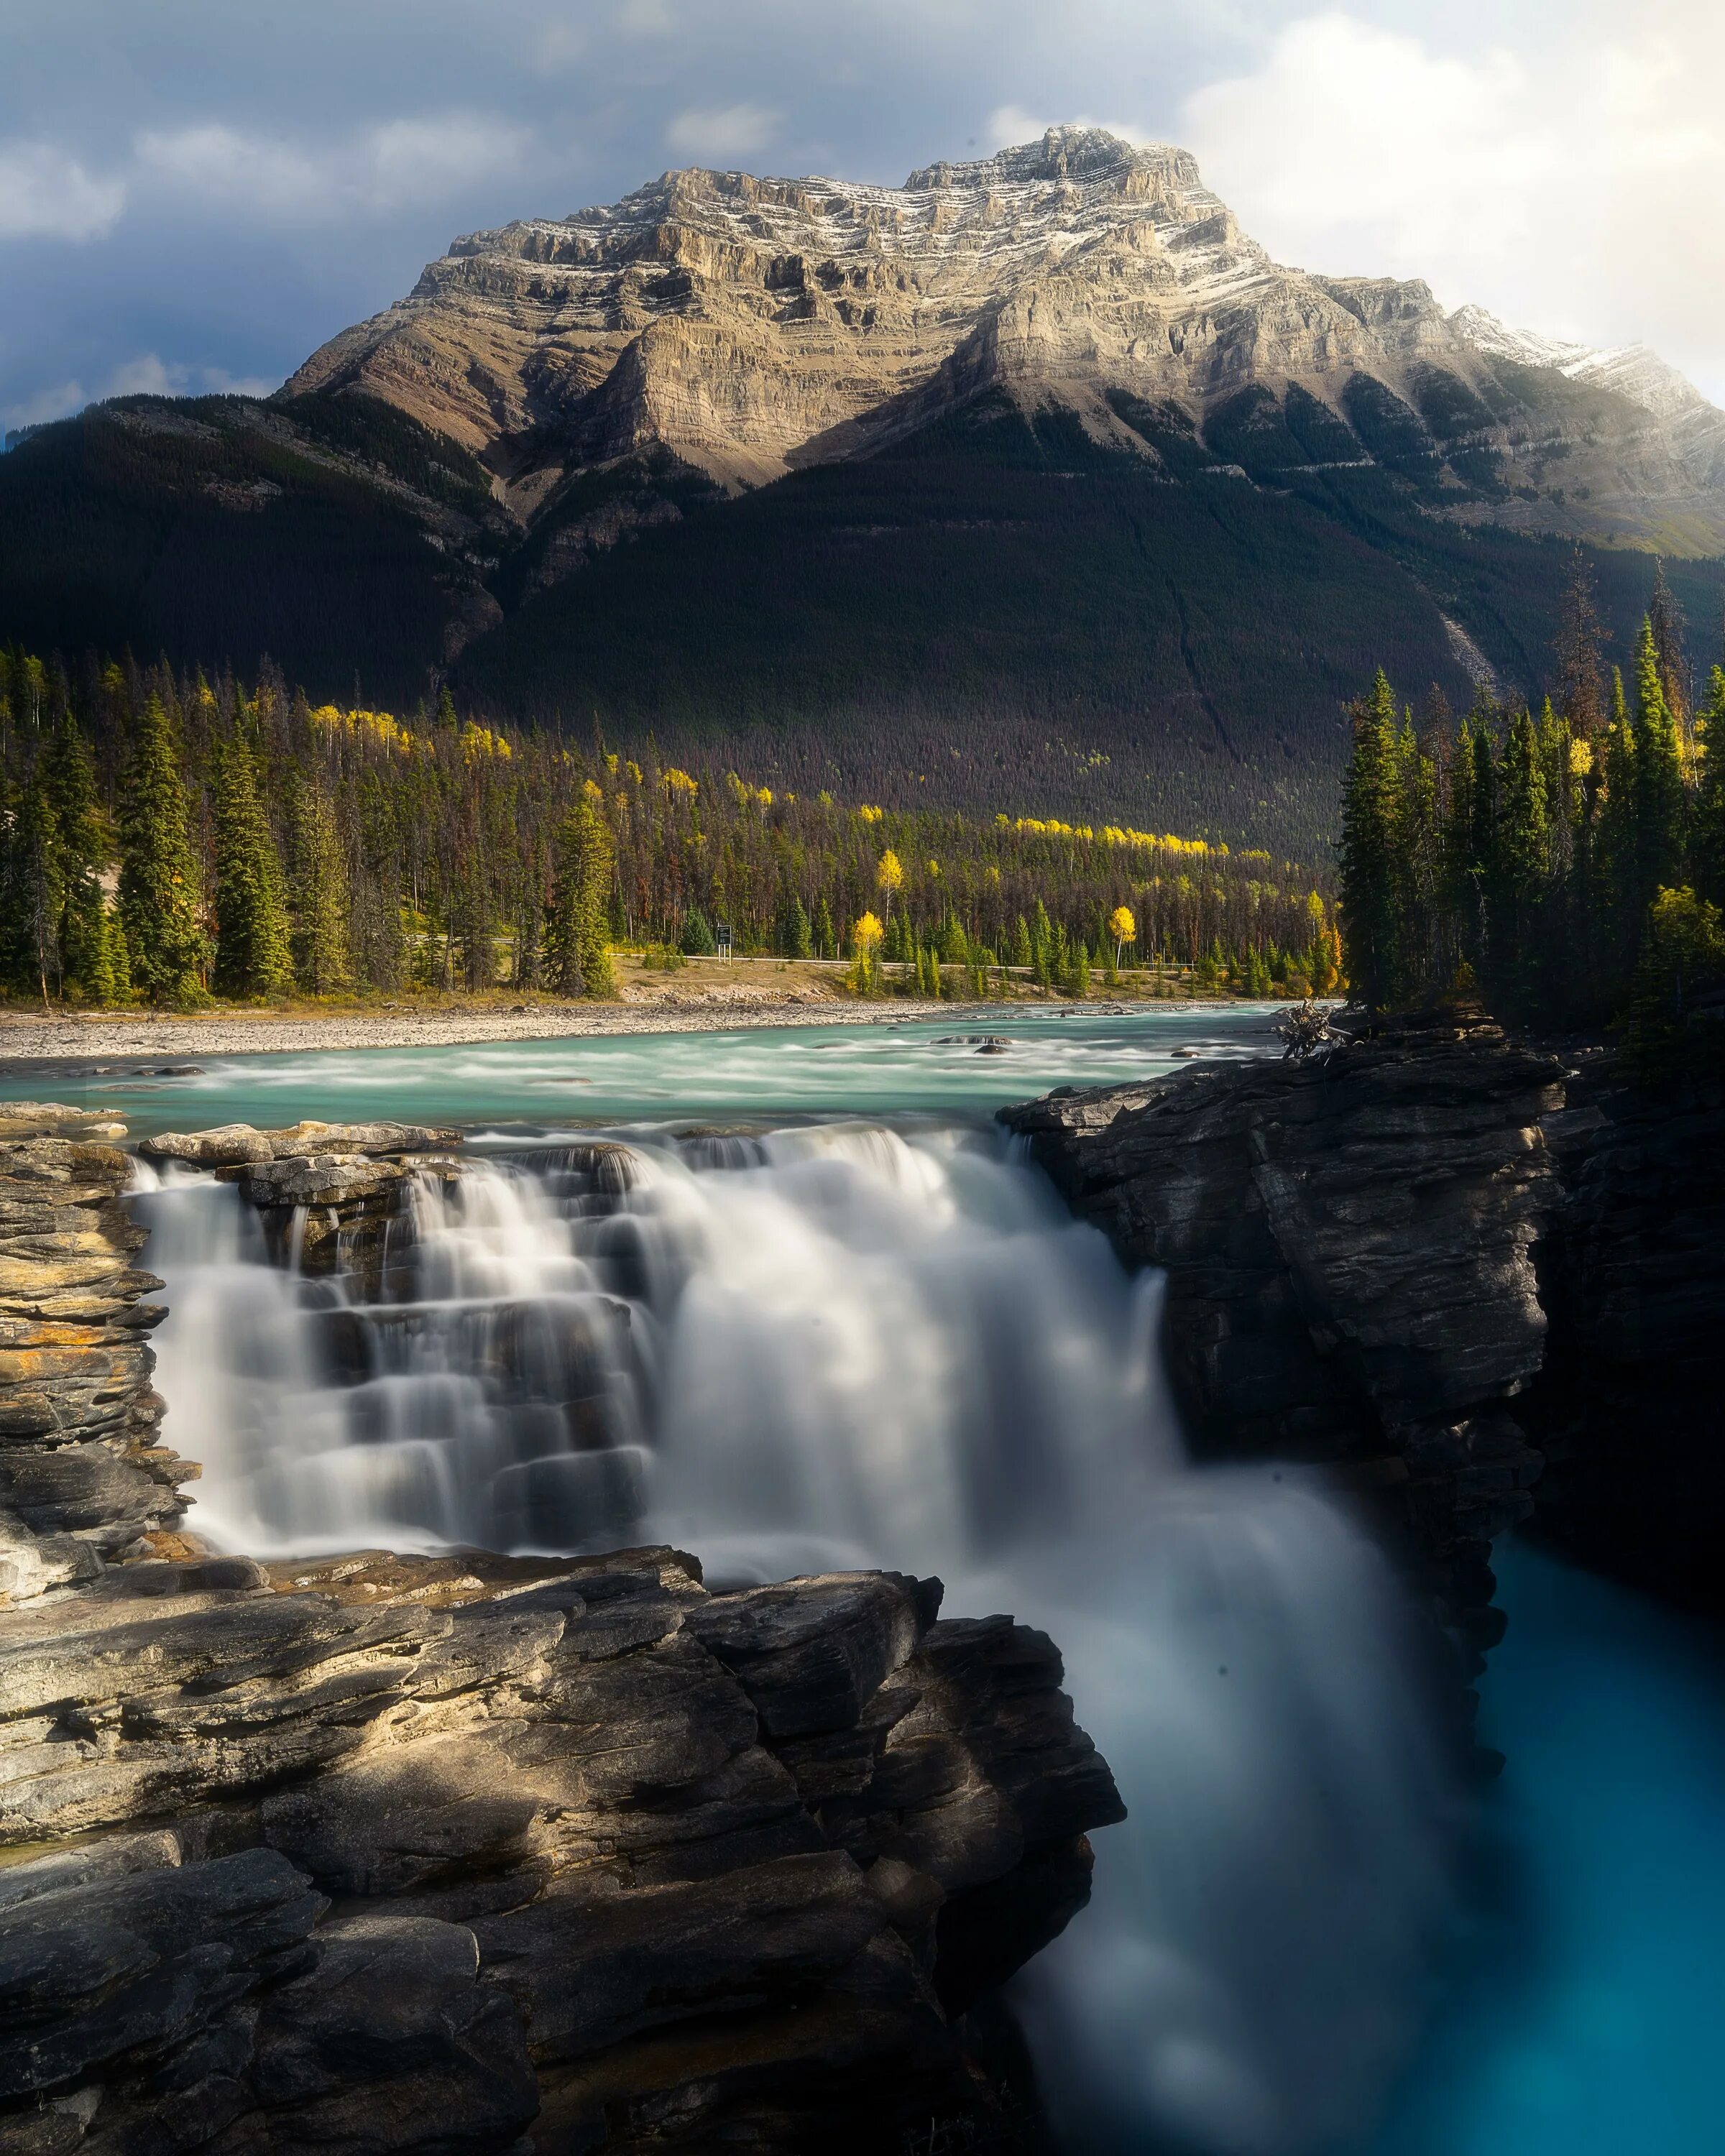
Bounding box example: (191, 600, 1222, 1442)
(288, 127, 1725, 553)
(4, 129, 1722, 850)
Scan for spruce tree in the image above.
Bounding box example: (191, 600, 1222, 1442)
(813, 895, 836, 961)
(1492, 706, 1551, 1004)
(211, 733, 293, 1000)
(1692, 665, 1725, 908)
(285, 768, 352, 995)
(118, 696, 209, 1004)
(1338, 671, 1402, 1011)
(1632, 617, 1687, 915)
(1596, 668, 1640, 977)
(12, 770, 63, 1005)
(543, 799, 616, 998)
(1648, 562, 1690, 730)
(40, 715, 109, 1000)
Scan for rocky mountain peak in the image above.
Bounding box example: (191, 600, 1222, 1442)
(283, 131, 1725, 550)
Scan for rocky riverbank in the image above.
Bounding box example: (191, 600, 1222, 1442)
(0, 1107, 1124, 2156)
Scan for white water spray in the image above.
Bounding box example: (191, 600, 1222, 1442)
(129, 1121, 1454, 2155)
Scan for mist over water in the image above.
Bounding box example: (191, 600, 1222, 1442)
(130, 1102, 1457, 2156)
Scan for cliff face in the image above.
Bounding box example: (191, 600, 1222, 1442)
(288, 127, 1725, 553)
(1001, 1009, 1563, 1666)
(1527, 1059, 1725, 1614)
(0, 1111, 1123, 2156)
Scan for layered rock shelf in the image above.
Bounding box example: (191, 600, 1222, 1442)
(0, 1109, 1124, 2156)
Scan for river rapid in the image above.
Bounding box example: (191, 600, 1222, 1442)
(9, 1008, 1718, 2155)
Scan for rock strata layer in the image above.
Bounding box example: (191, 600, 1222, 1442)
(1, 1117, 181, 1592)
(289, 126, 1725, 549)
(0, 1109, 1123, 2156)
(1001, 1008, 1563, 1663)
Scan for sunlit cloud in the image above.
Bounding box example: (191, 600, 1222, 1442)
(0, 140, 125, 240)
(1182, 10, 1725, 398)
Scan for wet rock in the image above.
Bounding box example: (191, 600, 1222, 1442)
(1003, 1004, 1561, 1651)
(140, 1125, 461, 1170)
(687, 1572, 935, 1738)
(0, 1138, 183, 1565)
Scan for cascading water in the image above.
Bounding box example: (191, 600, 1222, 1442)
(129, 1119, 1455, 2156)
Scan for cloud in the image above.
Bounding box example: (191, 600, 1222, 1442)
(665, 103, 779, 164)
(135, 113, 531, 222)
(0, 140, 125, 240)
(3, 377, 88, 430)
(1182, 9, 1725, 398)
(3, 354, 281, 432)
(985, 106, 1052, 151)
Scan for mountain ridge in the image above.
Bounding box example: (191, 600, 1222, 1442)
(4, 128, 1723, 854)
(285, 126, 1725, 553)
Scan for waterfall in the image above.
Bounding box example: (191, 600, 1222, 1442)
(129, 1121, 1456, 2156)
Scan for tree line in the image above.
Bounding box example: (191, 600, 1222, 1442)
(0, 650, 1337, 1007)
(1337, 560, 1725, 1059)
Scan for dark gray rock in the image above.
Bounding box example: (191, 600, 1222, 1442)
(1002, 1005, 1560, 1652)
(1527, 1059, 1725, 1613)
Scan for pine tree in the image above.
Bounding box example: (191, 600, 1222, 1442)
(285, 768, 352, 995)
(211, 732, 293, 1000)
(813, 895, 836, 962)
(543, 799, 616, 998)
(118, 696, 209, 1004)
(1338, 671, 1402, 1011)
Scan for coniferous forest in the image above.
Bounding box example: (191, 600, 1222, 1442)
(1336, 560, 1725, 1061)
(0, 649, 1341, 1008)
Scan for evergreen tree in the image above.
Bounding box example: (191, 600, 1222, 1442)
(1492, 706, 1551, 1003)
(1648, 562, 1690, 731)
(1596, 668, 1639, 974)
(680, 906, 716, 957)
(776, 890, 812, 959)
(12, 768, 62, 1005)
(453, 860, 496, 991)
(1552, 548, 1606, 737)
(543, 799, 615, 997)
(285, 768, 352, 995)
(813, 895, 837, 961)
(1338, 671, 1402, 1011)
(1692, 665, 1725, 909)
(40, 714, 109, 1000)
(211, 732, 293, 1000)
(118, 696, 209, 1004)
(1632, 617, 1687, 916)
